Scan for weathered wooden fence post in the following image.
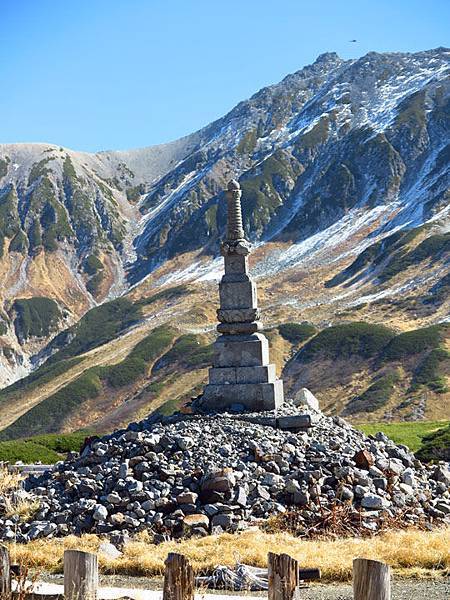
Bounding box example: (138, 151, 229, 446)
(353, 558, 391, 600)
(0, 546, 11, 599)
(64, 550, 98, 600)
(268, 552, 299, 600)
(163, 552, 194, 600)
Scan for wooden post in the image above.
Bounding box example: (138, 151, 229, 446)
(64, 550, 98, 600)
(0, 546, 11, 599)
(163, 553, 194, 600)
(353, 558, 391, 600)
(268, 552, 299, 600)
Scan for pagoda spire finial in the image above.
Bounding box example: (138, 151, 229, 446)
(226, 179, 245, 241)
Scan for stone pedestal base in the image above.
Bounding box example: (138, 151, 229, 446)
(200, 379, 284, 412)
(199, 331, 285, 412)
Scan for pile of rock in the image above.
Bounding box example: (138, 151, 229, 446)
(0, 402, 448, 543)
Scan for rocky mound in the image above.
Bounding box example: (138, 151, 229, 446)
(1, 403, 449, 543)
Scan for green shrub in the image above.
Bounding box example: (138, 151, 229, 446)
(0, 440, 61, 463)
(413, 348, 449, 393)
(382, 324, 448, 360)
(84, 254, 104, 276)
(157, 396, 184, 417)
(0, 432, 89, 463)
(28, 219, 42, 253)
(106, 357, 146, 388)
(295, 116, 329, 149)
(0, 369, 102, 440)
(0, 357, 83, 401)
(30, 432, 87, 454)
(86, 272, 104, 295)
(126, 184, 145, 202)
(0, 158, 8, 178)
(0, 187, 21, 246)
(237, 128, 258, 155)
(325, 228, 423, 287)
(130, 326, 177, 362)
(300, 322, 395, 361)
(278, 322, 317, 344)
(160, 334, 212, 368)
(28, 157, 53, 185)
(359, 420, 448, 452)
(240, 149, 301, 235)
(344, 370, 400, 415)
(426, 272, 450, 306)
(9, 230, 28, 253)
(137, 285, 189, 307)
(395, 89, 427, 132)
(13, 297, 61, 341)
(48, 298, 141, 364)
(416, 424, 450, 462)
(103, 325, 176, 388)
(379, 233, 450, 282)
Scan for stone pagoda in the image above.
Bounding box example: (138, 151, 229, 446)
(200, 180, 284, 412)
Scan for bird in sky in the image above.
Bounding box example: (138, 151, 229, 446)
(349, 39, 358, 42)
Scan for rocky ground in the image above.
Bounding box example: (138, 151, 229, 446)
(0, 401, 449, 543)
(37, 573, 450, 599)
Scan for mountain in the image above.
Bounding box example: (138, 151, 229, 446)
(0, 48, 449, 421)
(0, 312, 448, 440)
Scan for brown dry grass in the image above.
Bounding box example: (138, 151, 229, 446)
(0, 466, 39, 520)
(7, 528, 450, 581)
(0, 466, 22, 494)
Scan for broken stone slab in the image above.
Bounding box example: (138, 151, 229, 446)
(231, 412, 315, 430)
(277, 414, 315, 430)
(293, 388, 320, 411)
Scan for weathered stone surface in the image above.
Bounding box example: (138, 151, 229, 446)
(200, 380, 284, 412)
(361, 494, 388, 509)
(277, 414, 312, 431)
(212, 334, 269, 368)
(99, 542, 122, 559)
(209, 364, 276, 385)
(183, 514, 209, 529)
(354, 449, 375, 470)
(217, 322, 262, 335)
(201, 180, 284, 412)
(217, 308, 260, 323)
(219, 278, 257, 310)
(93, 504, 108, 521)
(176, 492, 198, 505)
(293, 388, 320, 411)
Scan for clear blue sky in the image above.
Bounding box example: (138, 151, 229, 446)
(1, 0, 449, 152)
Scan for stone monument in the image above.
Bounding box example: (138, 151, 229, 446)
(200, 180, 284, 412)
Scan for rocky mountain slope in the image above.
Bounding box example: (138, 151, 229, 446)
(0, 47, 449, 406)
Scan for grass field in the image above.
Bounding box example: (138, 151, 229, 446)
(358, 420, 449, 452)
(0, 432, 87, 463)
(7, 528, 450, 581)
